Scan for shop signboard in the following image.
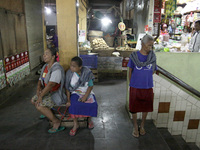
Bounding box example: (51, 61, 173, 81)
(154, 0, 161, 23)
(79, 30, 86, 42)
(24, 51, 29, 63)
(20, 52, 25, 65)
(16, 54, 21, 67)
(4, 51, 30, 86)
(0, 60, 7, 90)
(11, 55, 16, 70)
(5, 57, 12, 72)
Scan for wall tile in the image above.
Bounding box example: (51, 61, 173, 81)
(187, 102, 192, 106)
(172, 130, 182, 135)
(160, 91, 166, 102)
(187, 96, 197, 105)
(190, 105, 197, 119)
(170, 97, 177, 108)
(168, 128, 172, 133)
(186, 130, 198, 142)
(183, 118, 189, 127)
(188, 119, 200, 129)
(158, 102, 170, 113)
(154, 88, 160, 99)
(153, 74, 162, 82)
(196, 134, 200, 145)
(168, 119, 173, 129)
(165, 91, 172, 102)
(175, 100, 182, 110)
(147, 112, 152, 119)
(169, 109, 175, 119)
(172, 93, 177, 97)
(196, 108, 200, 120)
(181, 101, 187, 110)
(155, 82, 161, 88)
(182, 135, 186, 140)
(185, 105, 192, 118)
(157, 114, 163, 124)
(182, 126, 187, 136)
(153, 99, 159, 110)
(161, 86, 167, 91)
(170, 85, 181, 94)
(173, 111, 185, 121)
(172, 122, 178, 131)
(178, 122, 184, 131)
(196, 101, 200, 109)
(160, 79, 171, 89)
(178, 90, 189, 100)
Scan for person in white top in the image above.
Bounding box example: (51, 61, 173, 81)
(189, 20, 200, 52)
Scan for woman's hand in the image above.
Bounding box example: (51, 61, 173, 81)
(36, 89, 42, 97)
(66, 101, 71, 107)
(36, 95, 42, 107)
(80, 96, 87, 103)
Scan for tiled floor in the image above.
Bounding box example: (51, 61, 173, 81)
(0, 72, 171, 150)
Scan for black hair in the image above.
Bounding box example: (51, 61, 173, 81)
(50, 29, 55, 35)
(48, 47, 57, 62)
(71, 56, 82, 67)
(195, 20, 200, 25)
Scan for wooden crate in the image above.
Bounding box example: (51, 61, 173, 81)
(91, 69, 98, 82)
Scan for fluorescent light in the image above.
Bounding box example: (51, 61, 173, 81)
(45, 7, 52, 15)
(76, 2, 79, 7)
(101, 17, 112, 26)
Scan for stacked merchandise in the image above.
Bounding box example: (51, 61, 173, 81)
(91, 38, 110, 50)
(5, 51, 30, 86)
(91, 38, 115, 57)
(0, 60, 6, 90)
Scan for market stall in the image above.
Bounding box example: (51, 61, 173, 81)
(154, 0, 200, 53)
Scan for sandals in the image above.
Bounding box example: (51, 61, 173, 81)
(132, 131, 139, 138)
(140, 127, 146, 136)
(132, 127, 146, 138)
(39, 114, 46, 119)
(69, 127, 79, 136)
(88, 121, 94, 129)
(48, 126, 65, 134)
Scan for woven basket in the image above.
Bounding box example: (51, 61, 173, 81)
(92, 48, 115, 57)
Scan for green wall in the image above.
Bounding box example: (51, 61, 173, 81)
(156, 52, 200, 92)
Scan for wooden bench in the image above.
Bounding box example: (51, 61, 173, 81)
(50, 106, 88, 127)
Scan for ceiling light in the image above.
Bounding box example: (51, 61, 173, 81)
(45, 7, 52, 15)
(101, 17, 112, 26)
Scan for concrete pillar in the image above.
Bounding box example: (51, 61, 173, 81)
(79, 0, 87, 40)
(56, 0, 78, 70)
(42, 0, 47, 51)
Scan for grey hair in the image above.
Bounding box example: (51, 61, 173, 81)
(141, 34, 154, 44)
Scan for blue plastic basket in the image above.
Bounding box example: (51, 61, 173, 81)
(80, 55, 98, 69)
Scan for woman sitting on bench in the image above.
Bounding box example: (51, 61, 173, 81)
(65, 56, 98, 136)
(31, 47, 66, 133)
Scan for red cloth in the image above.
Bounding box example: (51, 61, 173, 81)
(129, 87, 154, 113)
(70, 114, 90, 118)
(42, 66, 60, 92)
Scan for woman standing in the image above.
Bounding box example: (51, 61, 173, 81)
(128, 34, 156, 138)
(65, 56, 98, 136)
(31, 47, 66, 133)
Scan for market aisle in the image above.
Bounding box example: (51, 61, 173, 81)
(0, 72, 170, 150)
